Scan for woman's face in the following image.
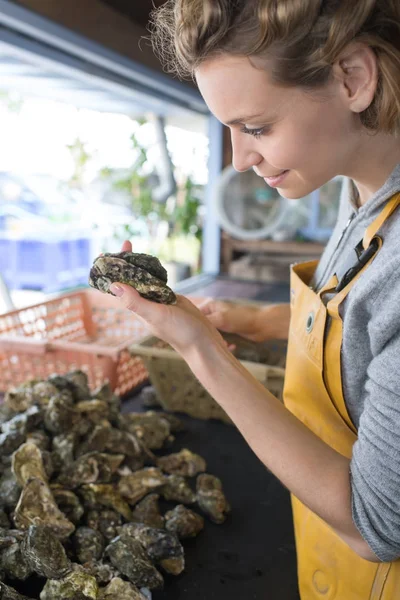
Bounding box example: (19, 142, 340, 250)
(196, 55, 363, 199)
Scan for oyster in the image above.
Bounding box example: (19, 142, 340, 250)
(72, 527, 104, 564)
(196, 474, 231, 524)
(123, 413, 171, 450)
(82, 560, 118, 585)
(79, 484, 132, 521)
(1, 537, 33, 580)
(160, 475, 196, 505)
(76, 423, 112, 457)
(91, 383, 121, 424)
(75, 401, 110, 425)
(51, 432, 78, 469)
(26, 430, 50, 452)
(164, 505, 204, 539)
(52, 489, 84, 525)
(2, 406, 42, 438)
(57, 452, 124, 489)
(4, 381, 39, 413)
(12, 443, 48, 487)
(86, 510, 122, 542)
(13, 478, 75, 539)
(0, 528, 25, 549)
(105, 535, 164, 589)
(39, 567, 98, 600)
(44, 394, 79, 435)
(157, 448, 206, 477)
(89, 252, 176, 305)
(0, 582, 35, 599)
(21, 525, 72, 579)
(64, 370, 91, 401)
(46, 375, 82, 403)
(119, 523, 184, 576)
(0, 469, 21, 510)
(131, 494, 164, 529)
(0, 431, 25, 457)
(118, 468, 166, 505)
(30, 381, 60, 408)
(99, 577, 147, 600)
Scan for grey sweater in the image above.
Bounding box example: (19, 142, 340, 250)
(311, 164, 400, 561)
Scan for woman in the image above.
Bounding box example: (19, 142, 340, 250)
(109, 2, 400, 597)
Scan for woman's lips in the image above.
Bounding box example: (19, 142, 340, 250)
(264, 170, 289, 187)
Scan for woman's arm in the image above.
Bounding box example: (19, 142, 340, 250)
(186, 338, 380, 562)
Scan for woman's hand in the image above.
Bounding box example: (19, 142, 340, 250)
(109, 241, 228, 356)
(199, 299, 290, 342)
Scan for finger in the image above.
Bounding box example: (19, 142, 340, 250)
(110, 283, 158, 321)
(121, 240, 132, 252)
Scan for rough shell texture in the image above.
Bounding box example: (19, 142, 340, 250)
(79, 484, 132, 521)
(72, 527, 104, 564)
(57, 452, 124, 489)
(131, 494, 164, 529)
(99, 577, 147, 600)
(119, 523, 184, 575)
(12, 443, 48, 487)
(164, 505, 205, 539)
(105, 535, 164, 590)
(196, 474, 231, 524)
(118, 468, 166, 506)
(13, 478, 75, 539)
(21, 525, 72, 579)
(156, 449, 206, 477)
(52, 489, 84, 525)
(123, 413, 171, 451)
(86, 510, 122, 542)
(39, 567, 99, 600)
(160, 475, 196, 505)
(89, 253, 176, 305)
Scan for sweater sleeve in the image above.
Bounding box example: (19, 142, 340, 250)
(350, 278, 400, 562)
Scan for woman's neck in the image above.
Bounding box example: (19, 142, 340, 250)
(346, 131, 400, 206)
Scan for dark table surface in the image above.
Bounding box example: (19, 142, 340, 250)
(123, 393, 300, 600)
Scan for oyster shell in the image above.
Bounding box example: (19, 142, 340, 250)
(164, 505, 204, 539)
(82, 560, 119, 585)
(30, 381, 60, 408)
(75, 400, 110, 425)
(0, 431, 25, 457)
(4, 381, 39, 413)
(39, 567, 98, 600)
(72, 527, 104, 564)
(105, 535, 163, 590)
(157, 448, 206, 477)
(99, 577, 147, 600)
(0, 469, 21, 510)
(76, 423, 112, 457)
(79, 484, 132, 521)
(0, 511, 10, 529)
(2, 407, 42, 438)
(86, 510, 122, 542)
(196, 474, 231, 524)
(12, 443, 48, 487)
(51, 432, 77, 470)
(13, 478, 75, 539)
(21, 525, 72, 579)
(160, 475, 196, 505)
(119, 523, 184, 576)
(52, 489, 84, 525)
(0, 582, 35, 599)
(57, 452, 124, 489)
(1, 545, 32, 581)
(26, 430, 50, 452)
(131, 494, 164, 529)
(123, 413, 171, 451)
(64, 370, 91, 401)
(89, 252, 176, 305)
(118, 468, 166, 505)
(44, 394, 79, 435)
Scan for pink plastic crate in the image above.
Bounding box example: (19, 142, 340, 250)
(0, 289, 150, 396)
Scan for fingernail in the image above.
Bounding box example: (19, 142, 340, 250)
(110, 284, 124, 297)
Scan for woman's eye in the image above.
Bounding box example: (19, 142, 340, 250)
(240, 125, 267, 139)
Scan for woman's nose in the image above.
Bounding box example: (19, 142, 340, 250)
(231, 131, 262, 173)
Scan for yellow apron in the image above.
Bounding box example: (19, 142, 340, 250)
(283, 193, 400, 599)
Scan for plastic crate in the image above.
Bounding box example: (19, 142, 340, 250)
(0, 232, 92, 293)
(0, 289, 150, 396)
(129, 330, 287, 424)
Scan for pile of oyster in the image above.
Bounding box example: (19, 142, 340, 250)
(0, 371, 230, 599)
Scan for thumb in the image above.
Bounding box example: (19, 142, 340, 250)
(110, 283, 154, 320)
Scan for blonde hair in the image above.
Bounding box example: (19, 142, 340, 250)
(150, 0, 400, 134)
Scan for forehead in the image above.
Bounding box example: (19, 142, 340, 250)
(195, 54, 291, 123)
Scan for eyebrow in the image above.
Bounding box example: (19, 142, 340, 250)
(226, 112, 267, 125)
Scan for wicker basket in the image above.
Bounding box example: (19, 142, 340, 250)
(0, 289, 150, 396)
(129, 334, 287, 424)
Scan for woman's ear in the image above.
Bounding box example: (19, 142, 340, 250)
(333, 43, 378, 114)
